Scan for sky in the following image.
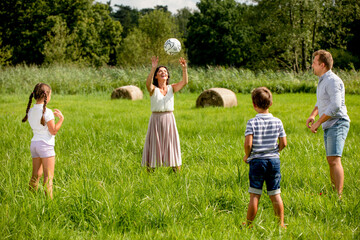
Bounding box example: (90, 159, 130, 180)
(96, 0, 251, 14)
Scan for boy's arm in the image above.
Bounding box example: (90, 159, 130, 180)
(278, 136, 287, 152)
(243, 134, 253, 163)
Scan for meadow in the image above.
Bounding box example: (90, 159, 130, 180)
(0, 66, 360, 239)
(1, 65, 360, 95)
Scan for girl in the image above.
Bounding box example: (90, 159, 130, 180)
(142, 56, 188, 172)
(22, 83, 64, 199)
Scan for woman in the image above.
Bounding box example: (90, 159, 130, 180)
(142, 56, 188, 172)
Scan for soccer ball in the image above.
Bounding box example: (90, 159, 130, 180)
(164, 38, 181, 55)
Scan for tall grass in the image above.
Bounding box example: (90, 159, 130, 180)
(1, 65, 360, 95)
(1, 92, 359, 239)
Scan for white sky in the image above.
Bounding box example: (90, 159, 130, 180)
(96, 0, 251, 14)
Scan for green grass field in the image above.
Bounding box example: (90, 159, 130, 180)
(1, 92, 359, 239)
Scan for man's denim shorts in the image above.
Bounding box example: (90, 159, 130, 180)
(248, 158, 281, 196)
(324, 119, 350, 157)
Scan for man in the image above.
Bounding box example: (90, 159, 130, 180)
(306, 50, 350, 197)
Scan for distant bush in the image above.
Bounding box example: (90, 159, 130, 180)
(330, 48, 360, 70)
(1, 65, 359, 95)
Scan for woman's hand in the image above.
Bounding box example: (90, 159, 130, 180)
(179, 57, 187, 69)
(151, 56, 159, 68)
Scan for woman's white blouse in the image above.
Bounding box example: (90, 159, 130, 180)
(151, 85, 174, 112)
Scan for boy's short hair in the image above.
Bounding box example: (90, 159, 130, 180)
(251, 87, 272, 110)
(313, 50, 333, 70)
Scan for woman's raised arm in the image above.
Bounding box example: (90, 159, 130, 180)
(146, 56, 158, 95)
(172, 57, 188, 93)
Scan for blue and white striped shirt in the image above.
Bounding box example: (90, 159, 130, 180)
(245, 113, 286, 162)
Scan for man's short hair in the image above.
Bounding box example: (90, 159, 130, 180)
(251, 87, 272, 110)
(313, 50, 333, 70)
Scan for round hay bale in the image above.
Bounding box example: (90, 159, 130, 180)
(196, 88, 237, 108)
(111, 85, 143, 100)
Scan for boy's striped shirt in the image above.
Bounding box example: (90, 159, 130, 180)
(245, 113, 286, 162)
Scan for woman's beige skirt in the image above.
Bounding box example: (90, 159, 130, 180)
(142, 112, 182, 168)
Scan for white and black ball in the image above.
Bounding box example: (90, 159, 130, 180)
(164, 38, 181, 55)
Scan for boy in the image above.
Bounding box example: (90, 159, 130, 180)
(243, 87, 287, 228)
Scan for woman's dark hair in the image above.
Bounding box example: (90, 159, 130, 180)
(22, 83, 51, 126)
(153, 66, 170, 87)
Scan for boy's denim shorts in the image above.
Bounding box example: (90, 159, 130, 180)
(30, 141, 55, 158)
(324, 119, 350, 157)
(248, 158, 281, 196)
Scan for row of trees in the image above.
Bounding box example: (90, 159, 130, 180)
(0, 0, 122, 66)
(0, 0, 359, 70)
(187, 0, 360, 70)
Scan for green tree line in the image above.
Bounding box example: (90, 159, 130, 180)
(0, 0, 359, 70)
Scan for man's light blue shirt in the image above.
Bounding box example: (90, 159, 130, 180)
(316, 70, 350, 129)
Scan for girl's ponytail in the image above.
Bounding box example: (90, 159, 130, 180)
(40, 91, 47, 126)
(22, 92, 34, 123)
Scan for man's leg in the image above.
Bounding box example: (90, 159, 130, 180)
(323, 120, 349, 197)
(327, 156, 344, 196)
